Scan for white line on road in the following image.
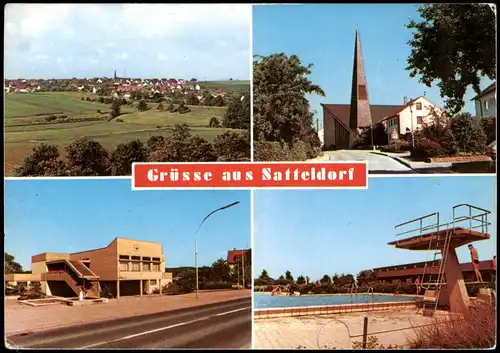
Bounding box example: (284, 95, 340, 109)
(81, 306, 251, 349)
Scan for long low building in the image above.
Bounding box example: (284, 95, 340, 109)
(372, 259, 495, 285)
(5, 238, 173, 299)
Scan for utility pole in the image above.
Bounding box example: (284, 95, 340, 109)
(316, 118, 319, 133)
(242, 252, 245, 289)
(237, 260, 240, 289)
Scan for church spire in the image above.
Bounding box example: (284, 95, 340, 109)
(348, 27, 372, 148)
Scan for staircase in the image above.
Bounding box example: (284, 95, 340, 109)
(45, 260, 100, 298)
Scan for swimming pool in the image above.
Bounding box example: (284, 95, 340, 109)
(254, 292, 416, 309)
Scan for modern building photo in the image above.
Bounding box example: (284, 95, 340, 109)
(4, 179, 252, 349)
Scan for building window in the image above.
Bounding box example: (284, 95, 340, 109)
(417, 116, 423, 125)
(131, 262, 140, 272)
(415, 102, 422, 110)
(152, 263, 160, 272)
(119, 255, 130, 260)
(131, 256, 140, 261)
(143, 256, 151, 261)
(152, 257, 161, 262)
(150, 280, 157, 285)
(143, 262, 151, 272)
(120, 261, 129, 271)
(484, 100, 489, 111)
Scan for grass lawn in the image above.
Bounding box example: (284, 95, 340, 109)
(198, 80, 250, 93)
(4, 92, 237, 176)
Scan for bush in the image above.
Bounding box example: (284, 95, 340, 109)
(411, 139, 443, 160)
(137, 100, 148, 112)
(450, 113, 487, 154)
(45, 115, 57, 122)
(254, 141, 292, 161)
(380, 140, 412, 153)
(439, 128, 459, 156)
(480, 117, 496, 145)
(408, 302, 495, 349)
(97, 109, 102, 114)
(199, 282, 234, 290)
(209, 117, 221, 128)
(213, 131, 250, 161)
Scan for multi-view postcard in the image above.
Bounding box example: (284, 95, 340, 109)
(3, 2, 497, 351)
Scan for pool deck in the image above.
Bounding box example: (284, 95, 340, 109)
(256, 292, 421, 297)
(254, 307, 450, 349)
(255, 300, 417, 319)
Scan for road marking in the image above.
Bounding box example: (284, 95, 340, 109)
(81, 306, 251, 349)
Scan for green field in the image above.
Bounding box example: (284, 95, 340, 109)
(198, 80, 250, 93)
(4, 91, 235, 175)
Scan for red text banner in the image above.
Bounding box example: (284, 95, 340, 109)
(132, 162, 368, 189)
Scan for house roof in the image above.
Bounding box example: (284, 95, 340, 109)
(322, 103, 404, 127)
(471, 81, 496, 101)
(227, 249, 250, 264)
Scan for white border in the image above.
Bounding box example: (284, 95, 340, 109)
(130, 161, 370, 190)
(249, 4, 254, 163)
(250, 188, 255, 349)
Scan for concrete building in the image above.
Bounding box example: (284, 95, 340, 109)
(472, 81, 497, 118)
(371, 259, 495, 285)
(5, 238, 173, 299)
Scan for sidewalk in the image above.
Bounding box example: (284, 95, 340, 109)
(5, 289, 251, 335)
(371, 151, 452, 170)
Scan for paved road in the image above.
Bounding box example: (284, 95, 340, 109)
(309, 150, 415, 174)
(6, 297, 251, 349)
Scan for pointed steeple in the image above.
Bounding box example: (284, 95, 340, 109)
(348, 27, 372, 148)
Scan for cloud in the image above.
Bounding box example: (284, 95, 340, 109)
(4, 4, 251, 79)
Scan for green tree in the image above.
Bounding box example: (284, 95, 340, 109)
(213, 130, 250, 161)
(253, 53, 325, 159)
(211, 258, 232, 283)
(222, 93, 250, 130)
(111, 99, 121, 118)
(214, 95, 225, 107)
(157, 102, 164, 111)
(356, 270, 375, 286)
(109, 140, 148, 175)
(147, 124, 217, 162)
(5, 252, 23, 274)
(14, 144, 67, 177)
(285, 270, 294, 282)
(65, 138, 110, 176)
(259, 269, 270, 282)
(450, 113, 487, 154)
(480, 117, 496, 145)
(137, 99, 148, 112)
(406, 4, 496, 114)
(320, 274, 332, 285)
(186, 94, 199, 105)
(296, 275, 306, 285)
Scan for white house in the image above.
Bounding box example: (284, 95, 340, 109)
(380, 96, 444, 139)
(471, 81, 496, 118)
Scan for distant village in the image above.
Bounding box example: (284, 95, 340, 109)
(4, 71, 228, 103)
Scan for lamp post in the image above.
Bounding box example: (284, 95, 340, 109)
(195, 201, 240, 299)
(409, 103, 415, 148)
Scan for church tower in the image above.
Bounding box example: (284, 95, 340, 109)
(113, 70, 117, 82)
(348, 27, 372, 148)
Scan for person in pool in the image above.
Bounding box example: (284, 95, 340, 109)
(468, 244, 484, 282)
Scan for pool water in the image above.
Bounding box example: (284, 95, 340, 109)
(254, 292, 416, 309)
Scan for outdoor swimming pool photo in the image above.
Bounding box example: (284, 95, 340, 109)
(254, 292, 416, 309)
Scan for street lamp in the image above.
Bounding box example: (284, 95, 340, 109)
(409, 102, 415, 148)
(194, 201, 240, 299)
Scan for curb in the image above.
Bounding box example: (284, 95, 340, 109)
(370, 151, 415, 170)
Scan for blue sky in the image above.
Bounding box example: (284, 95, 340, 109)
(4, 179, 250, 270)
(254, 176, 497, 281)
(253, 4, 494, 127)
(4, 4, 251, 80)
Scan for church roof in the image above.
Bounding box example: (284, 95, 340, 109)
(322, 104, 403, 127)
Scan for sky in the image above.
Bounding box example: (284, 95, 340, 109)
(4, 179, 250, 270)
(4, 4, 251, 80)
(253, 176, 497, 281)
(253, 4, 495, 126)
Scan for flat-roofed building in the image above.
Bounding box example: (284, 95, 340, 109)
(5, 238, 173, 299)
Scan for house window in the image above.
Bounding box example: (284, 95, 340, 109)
(150, 280, 157, 285)
(131, 262, 140, 272)
(484, 100, 489, 111)
(120, 261, 129, 271)
(143, 262, 151, 272)
(415, 102, 422, 110)
(152, 263, 160, 272)
(417, 116, 423, 125)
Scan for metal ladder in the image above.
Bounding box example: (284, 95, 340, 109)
(349, 282, 358, 304)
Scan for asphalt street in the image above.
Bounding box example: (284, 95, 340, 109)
(6, 297, 251, 349)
